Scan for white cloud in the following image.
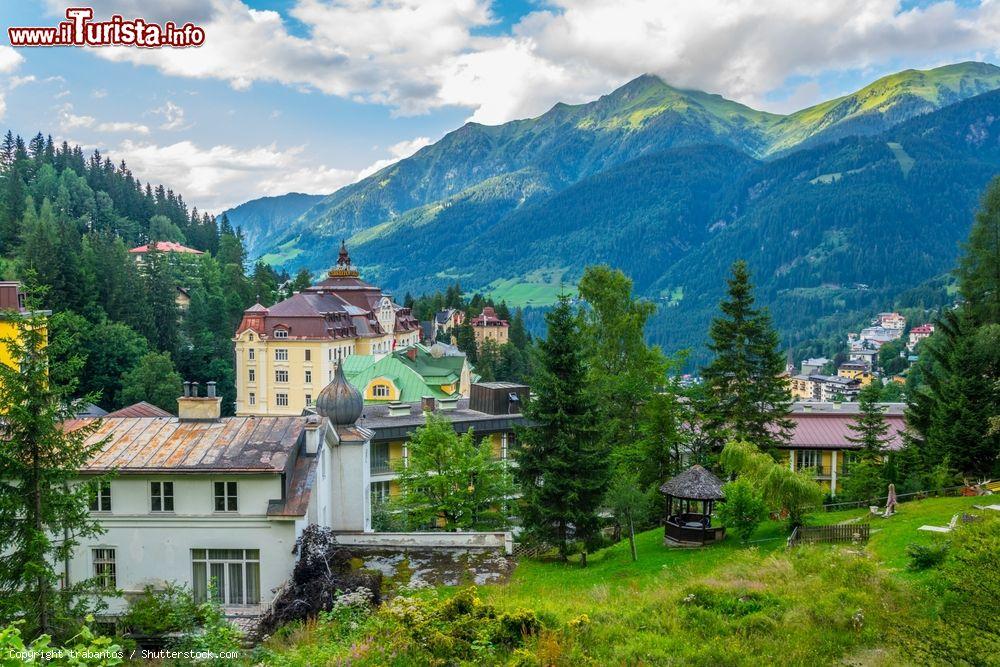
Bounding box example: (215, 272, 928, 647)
(113, 134, 436, 212)
(152, 101, 187, 130)
(0, 46, 23, 74)
(97, 121, 150, 134)
(356, 136, 432, 181)
(58, 103, 151, 134)
(51, 0, 1000, 123)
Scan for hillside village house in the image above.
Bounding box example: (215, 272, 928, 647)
(364, 383, 529, 504)
(849, 345, 879, 367)
(342, 342, 474, 404)
(837, 361, 875, 386)
(908, 323, 935, 350)
(471, 306, 509, 349)
(233, 243, 419, 416)
(66, 369, 372, 614)
(800, 357, 830, 375)
(0, 282, 48, 372)
(128, 240, 204, 264)
(777, 402, 906, 495)
(874, 312, 906, 330)
(790, 374, 862, 402)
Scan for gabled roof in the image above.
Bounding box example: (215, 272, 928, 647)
(76, 416, 309, 473)
(342, 344, 467, 403)
(105, 401, 173, 418)
(781, 411, 906, 451)
(129, 241, 204, 255)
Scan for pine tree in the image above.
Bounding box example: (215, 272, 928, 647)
(847, 382, 892, 461)
(0, 301, 111, 638)
(514, 295, 607, 564)
(958, 175, 1000, 326)
(701, 260, 792, 452)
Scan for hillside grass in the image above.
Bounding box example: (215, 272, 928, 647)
(486, 269, 572, 308)
(259, 496, 987, 666)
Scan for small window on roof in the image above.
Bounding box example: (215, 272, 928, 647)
(274, 328, 288, 339)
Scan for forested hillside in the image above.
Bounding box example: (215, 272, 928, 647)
(0, 132, 285, 414)
(222, 192, 324, 262)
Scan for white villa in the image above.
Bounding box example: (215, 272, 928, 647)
(68, 368, 371, 614)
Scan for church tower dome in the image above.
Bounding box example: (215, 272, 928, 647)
(315, 362, 363, 425)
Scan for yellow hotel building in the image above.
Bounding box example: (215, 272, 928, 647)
(233, 244, 420, 416)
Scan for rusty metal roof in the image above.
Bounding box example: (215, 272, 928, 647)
(105, 401, 173, 418)
(78, 416, 309, 473)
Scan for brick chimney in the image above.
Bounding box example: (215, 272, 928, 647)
(177, 380, 222, 421)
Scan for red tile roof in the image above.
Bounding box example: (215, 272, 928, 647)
(129, 241, 204, 255)
(104, 401, 173, 418)
(781, 412, 906, 451)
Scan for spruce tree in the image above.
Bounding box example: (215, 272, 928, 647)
(514, 295, 607, 565)
(0, 300, 111, 638)
(701, 260, 792, 452)
(847, 381, 892, 461)
(958, 175, 1000, 327)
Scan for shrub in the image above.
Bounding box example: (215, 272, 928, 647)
(120, 583, 202, 635)
(905, 542, 949, 570)
(168, 590, 243, 666)
(0, 617, 123, 666)
(717, 478, 767, 544)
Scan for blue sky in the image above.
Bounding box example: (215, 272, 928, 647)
(2, 0, 999, 212)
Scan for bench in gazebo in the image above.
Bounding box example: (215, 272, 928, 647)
(660, 465, 726, 547)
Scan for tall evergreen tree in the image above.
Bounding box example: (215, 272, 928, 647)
(847, 381, 892, 461)
(957, 175, 1000, 327)
(701, 260, 792, 453)
(0, 302, 111, 638)
(514, 295, 607, 565)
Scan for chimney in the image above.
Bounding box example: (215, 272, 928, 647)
(421, 396, 436, 413)
(177, 379, 222, 421)
(437, 396, 459, 412)
(406, 347, 417, 361)
(387, 401, 411, 418)
(303, 414, 322, 455)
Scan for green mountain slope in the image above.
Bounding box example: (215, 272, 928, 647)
(767, 61, 1000, 154)
(222, 192, 324, 261)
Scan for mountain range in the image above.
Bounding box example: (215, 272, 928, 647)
(224, 61, 1000, 364)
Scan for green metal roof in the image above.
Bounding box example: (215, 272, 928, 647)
(341, 344, 467, 403)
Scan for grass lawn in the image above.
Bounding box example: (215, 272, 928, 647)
(260, 496, 990, 666)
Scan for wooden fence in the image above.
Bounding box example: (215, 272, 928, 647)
(788, 523, 870, 547)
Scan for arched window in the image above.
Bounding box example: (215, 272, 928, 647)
(372, 384, 390, 398)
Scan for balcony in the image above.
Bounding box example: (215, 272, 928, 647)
(370, 460, 396, 475)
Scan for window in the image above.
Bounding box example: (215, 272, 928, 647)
(274, 329, 288, 339)
(88, 481, 111, 512)
(796, 450, 822, 473)
(304, 349, 311, 361)
(371, 481, 391, 505)
(248, 368, 255, 383)
(248, 333, 254, 342)
(371, 442, 390, 473)
(214, 481, 238, 512)
(372, 383, 390, 398)
(92, 548, 116, 588)
(276, 393, 289, 407)
(841, 451, 859, 474)
(275, 348, 288, 361)
(248, 392, 256, 406)
(305, 394, 313, 406)
(275, 369, 289, 383)
(304, 370, 312, 384)
(191, 549, 260, 605)
(151, 481, 174, 512)
(248, 348, 255, 361)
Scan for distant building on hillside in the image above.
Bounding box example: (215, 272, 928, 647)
(471, 306, 509, 349)
(908, 323, 935, 350)
(837, 361, 875, 386)
(129, 241, 204, 264)
(789, 374, 862, 402)
(0, 281, 48, 372)
(848, 343, 879, 367)
(800, 357, 829, 376)
(874, 312, 906, 330)
(233, 242, 420, 416)
(434, 309, 465, 340)
(856, 326, 902, 345)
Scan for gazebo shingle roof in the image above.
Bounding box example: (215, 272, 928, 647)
(659, 465, 726, 500)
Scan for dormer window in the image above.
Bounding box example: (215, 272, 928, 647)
(274, 328, 288, 339)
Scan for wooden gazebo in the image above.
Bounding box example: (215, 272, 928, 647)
(660, 465, 726, 546)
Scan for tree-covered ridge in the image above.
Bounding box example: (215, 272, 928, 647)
(0, 130, 283, 415)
